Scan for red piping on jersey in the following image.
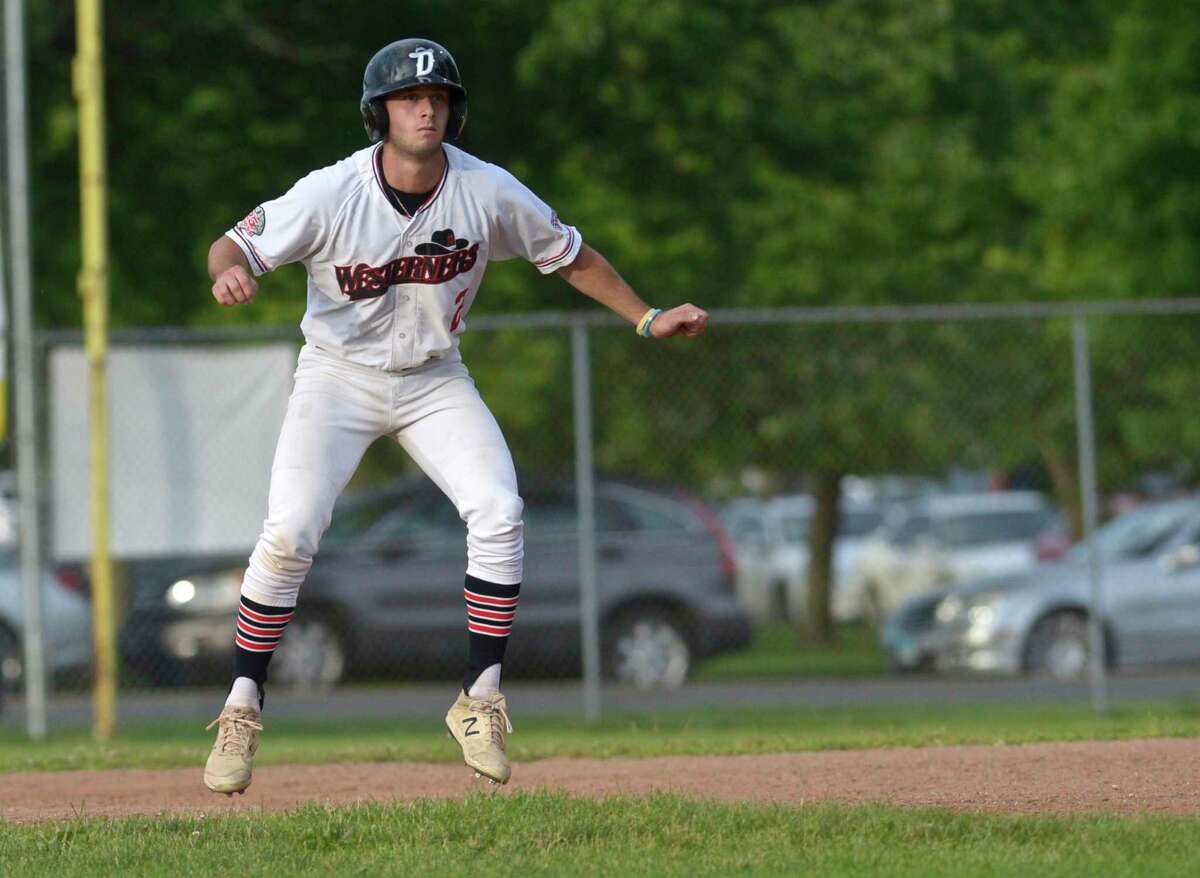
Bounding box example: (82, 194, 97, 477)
(534, 226, 576, 269)
(372, 144, 449, 219)
(232, 227, 269, 273)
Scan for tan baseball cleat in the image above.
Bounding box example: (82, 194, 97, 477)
(203, 705, 263, 795)
(445, 690, 513, 785)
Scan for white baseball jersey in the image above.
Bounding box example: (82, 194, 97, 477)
(226, 143, 583, 371)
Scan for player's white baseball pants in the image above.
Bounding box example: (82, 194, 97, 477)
(238, 344, 524, 608)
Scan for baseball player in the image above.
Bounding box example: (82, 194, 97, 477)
(203, 38, 708, 795)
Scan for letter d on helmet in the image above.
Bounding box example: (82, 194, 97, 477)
(360, 38, 468, 143)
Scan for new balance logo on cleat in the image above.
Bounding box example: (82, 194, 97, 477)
(445, 690, 513, 784)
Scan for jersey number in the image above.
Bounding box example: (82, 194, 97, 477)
(450, 288, 468, 332)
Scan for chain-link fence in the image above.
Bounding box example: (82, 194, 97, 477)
(9, 300, 1200, 730)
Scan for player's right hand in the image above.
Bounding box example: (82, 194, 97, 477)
(212, 265, 257, 306)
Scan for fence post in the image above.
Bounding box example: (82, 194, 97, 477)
(6, 0, 49, 740)
(1071, 312, 1108, 713)
(75, 0, 117, 741)
(571, 320, 602, 723)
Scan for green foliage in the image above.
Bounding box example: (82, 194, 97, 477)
(695, 621, 885, 679)
(1015, 2, 1200, 489)
(26, 0, 1171, 327)
(26, 0, 548, 327)
(23, 1, 1200, 500)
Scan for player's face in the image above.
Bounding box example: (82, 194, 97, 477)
(383, 86, 451, 157)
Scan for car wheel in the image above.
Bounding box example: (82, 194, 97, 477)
(604, 609, 691, 690)
(1024, 611, 1092, 679)
(271, 614, 347, 690)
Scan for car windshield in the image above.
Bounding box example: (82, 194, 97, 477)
(841, 509, 884, 538)
(725, 511, 767, 543)
(781, 509, 882, 542)
(322, 487, 458, 550)
(780, 513, 812, 542)
(932, 509, 1049, 547)
(885, 513, 931, 547)
(1067, 502, 1195, 562)
(323, 493, 406, 548)
(521, 498, 636, 535)
(322, 482, 705, 549)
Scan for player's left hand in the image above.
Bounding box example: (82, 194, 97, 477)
(650, 304, 709, 339)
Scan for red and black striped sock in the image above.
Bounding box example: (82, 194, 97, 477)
(463, 574, 520, 693)
(231, 594, 294, 694)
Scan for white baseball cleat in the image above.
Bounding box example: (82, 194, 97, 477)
(203, 704, 263, 795)
(445, 690, 513, 785)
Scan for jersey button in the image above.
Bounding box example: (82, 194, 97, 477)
(398, 332, 407, 339)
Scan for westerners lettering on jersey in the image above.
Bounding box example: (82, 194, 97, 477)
(335, 241, 480, 300)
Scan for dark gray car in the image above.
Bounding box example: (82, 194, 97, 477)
(121, 477, 750, 689)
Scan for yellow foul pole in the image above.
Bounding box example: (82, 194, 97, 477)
(74, 0, 115, 740)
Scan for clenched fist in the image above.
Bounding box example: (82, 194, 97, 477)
(650, 303, 709, 339)
(212, 265, 257, 306)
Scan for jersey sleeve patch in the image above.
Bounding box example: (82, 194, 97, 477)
(237, 206, 267, 237)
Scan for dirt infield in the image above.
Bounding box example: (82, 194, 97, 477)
(3, 738, 1199, 823)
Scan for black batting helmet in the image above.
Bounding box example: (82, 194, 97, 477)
(361, 39, 467, 143)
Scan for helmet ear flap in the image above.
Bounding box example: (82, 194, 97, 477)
(368, 99, 389, 143)
(448, 99, 467, 142)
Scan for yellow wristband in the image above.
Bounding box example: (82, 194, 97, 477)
(636, 308, 662, 338)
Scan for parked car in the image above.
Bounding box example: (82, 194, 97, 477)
(932, 496, 1200, 678)
(121, 477, 751, 690)
(879, 587, 949, 673)
(845, 491, 1057, 624)
(721, 494, 885, 624)
(0, 551, 92, 703)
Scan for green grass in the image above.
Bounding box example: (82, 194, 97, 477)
(2, 792, 1199, 876)
(2, 701, 1198, 774)
(695, 622, 886, 680)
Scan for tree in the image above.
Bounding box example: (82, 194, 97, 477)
(22, 0, 1200, 639)
(512, 0, 1120, 639)
(1017, 0, 1200, 498)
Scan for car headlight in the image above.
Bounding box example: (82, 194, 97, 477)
(935, 595, 963, 624)
(166, 580, 196, 606)
(965, 592, 1004, 628)
(164, 571, 241, 613)
(961, 593, 1004, 646)
(967, 604, 994, 628)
